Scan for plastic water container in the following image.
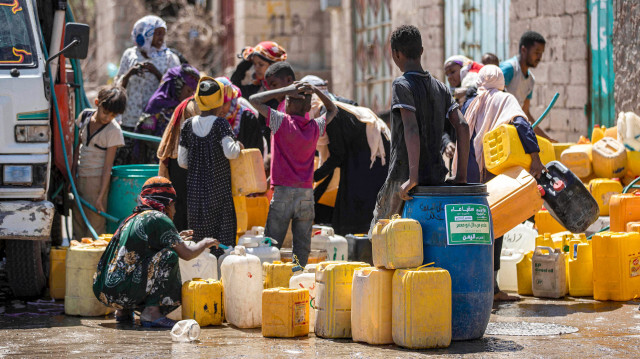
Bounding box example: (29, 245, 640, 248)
(65, 243, 113, 316)
(351, 267, 394, 345)
(592, 232, 640, 301)
(392, 265, 452, 349)
(617, 111, 640, 151)
(532, 246, 566, 299)
(486, 166, 543, 238)
(568, 240, 593, 297)
(553, 143, 574, 161)
(181, 278, 223, 326)
(534, 209, 567, 235)
(246, 196, 269, 229)
(592, 137, 628, 178)
(237, 228, 281, 264)
(263, 261, 295, 289)
(628, 222, 640, 233)
(605, 126, 618, 139)
(560, 144, 593, 179)
(220, 246, 263, 328)
(609, 193, 640, 232)
(230, 148, 267, 196)
(502, 222, 537, 253)
(315, 261, 368, 338)
(316, 168, 340, 207)
(591, 124, 605, 143)
(311, 226, 348, 262)
(290, 271, 317, 332)
(498, 248, 524, 292)
(627, 150, 640, 177)
(171, 319, 201, 342)
(179, 241, 218, 284)
(371, 216, 423, 269)
(483, 124, 555, 175)
(281, 248, 327, 264)
(516, 251, 534, 295)
(403, 184, 492, 341)
(233, 195, 248, 234)
(345, 234, 373, 264)
(216, 246, 234, 280)
(588, 178, 623, 216)
(262, 288, 309, 337)
(106, 164, 159, 233)
(49, 247, 67, 299)
(538, 161, 599, 233)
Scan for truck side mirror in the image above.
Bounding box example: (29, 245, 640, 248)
(62, 23, 90, 59)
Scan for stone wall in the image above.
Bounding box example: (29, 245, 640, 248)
(613, 0, 640, 115)
(509, 0, 589, 142)
(94, 0, 146, 85)
(232, 0, 331, 80)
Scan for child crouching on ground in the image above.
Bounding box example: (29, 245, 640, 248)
(73, 86, 127, 240)
(250, 82, 338, 266)
(178, 77, 244, 257)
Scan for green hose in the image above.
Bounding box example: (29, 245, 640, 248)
(122, 130, 162, 143)
(532, 92, 560, 129)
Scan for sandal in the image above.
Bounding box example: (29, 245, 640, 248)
(140, 317, 177, 328)
(115, 309, 135, 323)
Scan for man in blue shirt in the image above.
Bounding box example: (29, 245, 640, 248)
(500, 31, 554, 142)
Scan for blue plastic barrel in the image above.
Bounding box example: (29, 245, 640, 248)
(106, 164, 159, 233)
(403, 184, 493, 341)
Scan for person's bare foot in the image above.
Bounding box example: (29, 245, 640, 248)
(494, 291, 520, 302)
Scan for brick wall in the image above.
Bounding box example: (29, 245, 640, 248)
(94, 0, 146, 84)
(232, 0, 331, 80)
(613, 0, 640, 115)
(510, 0, 589, 142)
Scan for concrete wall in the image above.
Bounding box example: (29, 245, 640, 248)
(233, 0, 331, 80)
(327, 0, 354, 99)
(94, 0, 146, 85)
(509, 0, 589, 141)
(613, 0, 640, 115)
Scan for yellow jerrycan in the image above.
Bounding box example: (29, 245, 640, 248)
(483, 124, 555, 175)
(371, 215, 423, 269)
(592, 232, 640, 301)
(588, 179, 623, 216)
(233, 195, 248, 235)
(315, 261, 368, 338)
(246, 196, 269, 229)
(65, 243, 113, 316)
(534, 210, 567, 235)
(351, 267, 394, 345)
(626, 150, 640, 177)
(609, 193, 640, 232)
(516, 251, 534, 295)
(627, 222, 640, 233)
(568, 240, 593, 297)
(181, 278, 224, 326)
(230, 148, 268, 196)
(553, 143, 574, 161)
(49, 247, 67, 299)
(531, 246, 567, 299)
(262, 287, 309, 338)
(392, 264, 451, 349)
(263, 261, 296, 289)
(592, 137, 628, 178)
(560, 144, 593, 179)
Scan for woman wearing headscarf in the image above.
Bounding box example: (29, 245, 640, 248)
(230, 41, 287, 100)
(114, 15, 181, 165)
(132, 63, 200, 164)
(93, 177, 219, 328)
(455, 65, 545, 302)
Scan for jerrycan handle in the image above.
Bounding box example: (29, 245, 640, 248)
(534, 246, 555, 255)
(416, 262, 436, 270)
(262, 237, 278, 247)
(233, 246, 247, 256)
(569, 239, 581, 259)
(218, 243, 230, 250)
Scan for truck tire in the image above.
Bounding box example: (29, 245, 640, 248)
(6, 240, 48, 298)
(50, 212, 63, 247)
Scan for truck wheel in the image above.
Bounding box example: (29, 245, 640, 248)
(6, 240, 48, 298)
(50, 212, 63, 247)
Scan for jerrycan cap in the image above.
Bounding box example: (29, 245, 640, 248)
(553, 180, 565, 191)
(537, 185, 546, 196)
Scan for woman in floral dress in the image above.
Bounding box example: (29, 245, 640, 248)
(93, 176, 218, 328)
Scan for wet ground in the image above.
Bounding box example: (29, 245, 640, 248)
(0, 295, 639, 358)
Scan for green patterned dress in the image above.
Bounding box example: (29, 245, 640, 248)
(93, 210, 183, 314)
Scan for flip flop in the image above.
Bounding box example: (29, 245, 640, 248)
(115, 310, 135, 323)
(140, 316, 177, 328)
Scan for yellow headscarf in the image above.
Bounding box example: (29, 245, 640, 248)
(194, 76, 224, 111)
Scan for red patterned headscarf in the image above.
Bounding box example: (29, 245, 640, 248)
(133, 176, 177, 214)
(242, 41, 287, 63)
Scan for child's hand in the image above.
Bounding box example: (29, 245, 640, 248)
(294, 82, 314, 95)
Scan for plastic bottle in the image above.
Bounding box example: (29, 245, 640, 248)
(171, 319, 201, 342)
(591, 124, 604, 143)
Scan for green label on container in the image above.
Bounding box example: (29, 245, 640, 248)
(445, 204, 492, 245)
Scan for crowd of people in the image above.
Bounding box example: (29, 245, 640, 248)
(78, 15, 551, 327)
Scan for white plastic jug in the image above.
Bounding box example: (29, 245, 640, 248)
(179, 241, 218, 283)
(502, 221, 538, 253)
(311, 225, 348, 261)
(289, 271, 317, 332)
(216, 246, 234, 280)
(171, 319, 201, 342)
(220, 246, 263, 328)
(237, 227, 281, 264)
(532, 246, 567, 299)
(237, 226, 265, 245)
(498, 248, 524, 292)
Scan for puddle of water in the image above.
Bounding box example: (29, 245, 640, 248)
(486, 322, 579, 336)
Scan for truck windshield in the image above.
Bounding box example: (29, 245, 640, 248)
(0, 0, 36, 68)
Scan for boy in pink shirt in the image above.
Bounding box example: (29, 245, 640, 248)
(250, 82, 338, 265)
